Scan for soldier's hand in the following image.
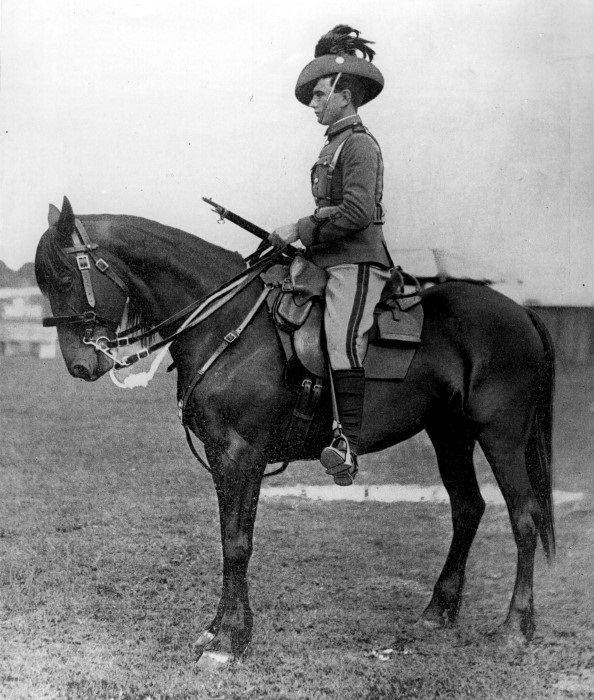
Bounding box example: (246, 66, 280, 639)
(269, 223, 299, 248)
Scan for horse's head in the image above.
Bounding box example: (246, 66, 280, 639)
(35, 197, 129, 381)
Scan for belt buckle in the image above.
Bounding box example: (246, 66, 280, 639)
(224, 330, 239, 344)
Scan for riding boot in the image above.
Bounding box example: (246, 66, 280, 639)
(320, 368, 366, 486)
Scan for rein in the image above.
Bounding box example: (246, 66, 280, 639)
(44, 218, 287, 370)
(107, 258, 273, 367)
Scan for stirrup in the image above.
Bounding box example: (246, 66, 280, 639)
(320, 437, 358, 486)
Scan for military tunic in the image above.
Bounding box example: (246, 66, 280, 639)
(296, 114, 393, 370)
(297, 114, 393, 270)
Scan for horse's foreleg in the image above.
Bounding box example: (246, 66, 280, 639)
(193, 432, 265, 666)
(421, 420, 484, 627)
(193, 479, 231, 650)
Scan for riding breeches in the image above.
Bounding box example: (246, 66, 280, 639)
(324, 263, 391, 370)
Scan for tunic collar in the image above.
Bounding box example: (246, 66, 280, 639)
(325, 114, 363, 140)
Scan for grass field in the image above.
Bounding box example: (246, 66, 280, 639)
(1, 357, 593, 699)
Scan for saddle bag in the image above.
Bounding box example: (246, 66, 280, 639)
(272, 255, 328, 331)
(369, 297, 423, 346)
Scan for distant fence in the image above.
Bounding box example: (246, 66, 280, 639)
(0, 286, 56, 358)
(527, 306, 594, 366)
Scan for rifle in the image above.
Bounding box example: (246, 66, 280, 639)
(202, 196, 298, 258)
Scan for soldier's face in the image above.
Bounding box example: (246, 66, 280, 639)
(309, 77, 348, 125)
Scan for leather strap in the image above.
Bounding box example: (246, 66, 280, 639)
(75, 220, 129, 296)
(70, 225, 97, 309)
(42, 310, 119, 330)
(281, 374, 324, 459)
(324, 139, 348, 201)
(177, 286, 271, 423)
(110, 251, 278, 348)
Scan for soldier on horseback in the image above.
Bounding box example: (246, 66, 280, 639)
(270, 25, 393, 486)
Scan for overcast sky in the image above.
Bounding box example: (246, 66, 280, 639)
(1, 0, 593, 304)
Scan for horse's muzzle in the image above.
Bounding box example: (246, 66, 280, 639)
(70, 357, 99, 381)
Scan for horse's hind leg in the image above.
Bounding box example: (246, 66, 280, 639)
(421, 418, 485, 627)
(478, 423, 540, 643)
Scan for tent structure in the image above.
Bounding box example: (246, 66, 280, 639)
(394, 248, 520, 286)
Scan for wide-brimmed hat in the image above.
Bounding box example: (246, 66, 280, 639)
(295, 25, 384, 106)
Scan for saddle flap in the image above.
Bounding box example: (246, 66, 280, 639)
(289, 255, 328, 306)
(293, 302, 328, 377)
(276, 294, 313, 329)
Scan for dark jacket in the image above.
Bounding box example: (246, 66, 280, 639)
(297, 114, 393, 269)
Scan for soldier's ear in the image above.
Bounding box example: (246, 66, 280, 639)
(341, 88, 353, 105)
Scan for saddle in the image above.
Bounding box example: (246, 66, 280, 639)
(260, 254, 424, 382)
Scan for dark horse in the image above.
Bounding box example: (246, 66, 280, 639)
(36, 197, 555, 667)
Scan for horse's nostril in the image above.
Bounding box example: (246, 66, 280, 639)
(71, 362, 91, 380)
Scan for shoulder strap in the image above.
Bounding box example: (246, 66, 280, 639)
(324, 139, 347, 200)
(329, 138, 347, 171)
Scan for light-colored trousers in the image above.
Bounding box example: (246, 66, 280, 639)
(324, 263, 391, 370)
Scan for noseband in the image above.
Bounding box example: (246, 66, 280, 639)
(42, 219, 131, 364)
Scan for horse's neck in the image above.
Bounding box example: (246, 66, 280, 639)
(86, 214, 245, 324)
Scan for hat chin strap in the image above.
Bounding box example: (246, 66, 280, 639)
(319, 72, 342, 123)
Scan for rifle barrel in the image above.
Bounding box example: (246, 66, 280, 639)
(202, 197, 269, 241)
(202, 196, 299, 255)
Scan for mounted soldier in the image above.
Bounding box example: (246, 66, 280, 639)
(270, 25, 393, 486)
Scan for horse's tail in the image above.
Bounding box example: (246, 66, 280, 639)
(525, 307, 556, 562)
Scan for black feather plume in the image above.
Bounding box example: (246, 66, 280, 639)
(314, 25, 376, 61)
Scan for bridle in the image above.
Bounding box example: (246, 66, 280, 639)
(43, 219, 287, 370)
(42, 219, 131, 367)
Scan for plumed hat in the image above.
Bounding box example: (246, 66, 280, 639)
(295, 25, 384, 106)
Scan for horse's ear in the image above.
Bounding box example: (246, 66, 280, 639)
(56, 196, 75, 239)
(48, 203, 61, 226)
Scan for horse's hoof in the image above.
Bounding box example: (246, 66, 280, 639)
(197, 650, 234, 669)
(415, 616, 441, 630)
(418, 606, 456, 629)
(193, 630, 215, 650)
(487, 625, 529, 650)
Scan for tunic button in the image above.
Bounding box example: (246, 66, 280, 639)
(313, 177, 319, 184)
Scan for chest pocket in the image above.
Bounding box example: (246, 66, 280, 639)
(310, 139, 348, 203)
